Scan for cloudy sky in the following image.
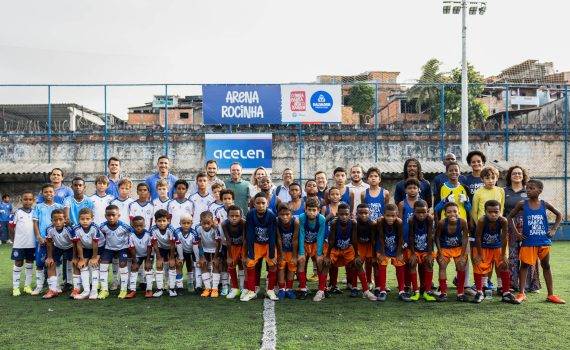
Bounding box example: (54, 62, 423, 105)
(0, 0, 567, 117)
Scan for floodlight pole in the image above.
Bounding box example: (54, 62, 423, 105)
(460, 0, 469, 160)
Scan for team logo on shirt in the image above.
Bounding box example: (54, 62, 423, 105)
(528, 214, 547, 236)
(385, 235, 396, 252)
(415, 234, 427, 251)
(445, 236, 460, 247)
(483, 232, 499, 244)
(255, 227, 268, 242)
(368, 203, 382, 221)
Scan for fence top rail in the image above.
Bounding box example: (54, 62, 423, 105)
(0, 83, 569, 88)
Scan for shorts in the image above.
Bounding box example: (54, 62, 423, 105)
(182, 252, 194, 263)
(35, 243, 47, 268)
(412, 251, 436, 265)
(53, 247, 73, 266)
(379, 255, 406, 267)
(220, 245, 228, 260)
(203, 252, 217, 262)
(246, 243, 276, 268)
(11, 248, 35, 261)
(474, 248, 505, 274)
(101, 248, 129, 263)
(304, 241, 328, 258)
(158, 247, 174, 260)
(228, 245, 244, 265)
(439, 247, 465, 264)
(83, 248, 94, 259)
(519, 246, 550, 266)
(330, 247, 356, 267)
(278, 251, 297, 272)
(357, 242, 373, 259)
(402, 248, 412, 262)
(135, 256, 153, 265)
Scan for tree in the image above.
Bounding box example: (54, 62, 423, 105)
(347, 83, 375, 125)
(406, 58, 447, 119)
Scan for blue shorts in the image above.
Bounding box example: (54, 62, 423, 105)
(183, 252, 194, 263)
(35, 244, 47, 268)
(101, 248, 128, 263)
(11, 248, 35, 261)
(135, 256, 153, 266)
(158, 247, 174, 260)
(53, 247, 73, 266)
(83, 248, 94, 259)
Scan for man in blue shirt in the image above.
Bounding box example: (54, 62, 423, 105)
(37, 168, 73, 205)
(145, 155, 178, 200)
(106, 157, 123, 198)
(394, 159, 433, 208)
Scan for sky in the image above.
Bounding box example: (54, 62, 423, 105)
(0, 0, 568, 118)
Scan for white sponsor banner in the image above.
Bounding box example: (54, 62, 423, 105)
(281, 85, 342, 123)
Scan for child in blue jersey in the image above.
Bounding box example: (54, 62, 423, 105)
(64, 177, 94, 227)
(222, 205, 246, 299)
(150, 209, 178, 298)
(9, 191, 35, 296)
(361, 167, 390, 222)
(321, 186, 341, 292)
(435, 202, 469, 302)
(472, 200, 518, 304)
(398, 178, 420, 293)
(276, 205, 299, 300)
(72, 208, 104, 300)
(98, 204, 132, 299)
(127, 216, 153, 299)
(1, 193, 13, 244)
(355, 204, 376, 296)
(508, 179, 565, 304)
(287, 182, 305, 219)
(42, 209, 74, 299)
(31, 184, 64, 295)
(407, 200, 436, 302)
(175, 215, 198, 294)
(330, 167, 354, 211)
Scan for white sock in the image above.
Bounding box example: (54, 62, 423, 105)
(90, 267, 99, 290)
(119, 267, 129, 292)
(482, 276, 488, 287)
(56, 265, 63, 288)
(221, 272, 229, 288)
(66, 261, 73, 284)
(112, 259, 119, 284)
(168, 269, 177, 290)
(72, 274, 81, 290)
(24, 263, 33, 287)
(187, 272, 194, 289)
(202, 272, 211, 289)
(99, 264, 109, 291)
(36, 269, 45, 289)
(129, 271, 138, 291)
(13, 265, 22, 289)
(212, 273, 220, 290)
(156, 270, 164, 290)
(138, 269, 144, 285)
(145, 271, 153, 290)
(176, 273, 183, 288)
(48, 276, 58, 291)
(464, 263, 471, 287)
(194, 266, 203, 288)
(238, 269, 245, 290)
(80, 267, 90, 293)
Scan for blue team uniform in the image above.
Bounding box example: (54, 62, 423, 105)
(64, 196, 94, 226)
(32, 202, 64, 268)
(363, 188, 385, 222)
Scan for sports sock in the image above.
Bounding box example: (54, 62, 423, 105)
(99, 264, 109, 291)
(129, 271, 138, 291)
(475, 273, 484, 292)
(112, 259, 119, 284)
(221, 272, 229, 289)
(330, 266, 339, 287)
(202, 272, 212, 290)
(66, 261, 73, 285)
(457, 270, 466, 295)
(423, 268, 433, 291)
(286, 279, 293, 289)
(228, 267, 238, 289)
(378, 265, 387, 291)
(56, 265, 63, 288)
(145, 270, 153, 290)
(48, 276, 58, 291)
(194, 265, 203, 288)
(439, 278, 447, 294)
(278, 281, 286, 289)
(36, 268, 45, 290)
(90, 266, 99, 290)
(358, 271, 369, 292)
(168, 269, 177, 290)
(119, 267, 129, 292)
(298, 271, 307, 289)
(482, 275, 488, 287)
(246, 268, 256, 291)
(80, 267, 91, 293)
(500, 270, 511, 293)
(318, 273, 327, 291)
(410, 270, 418, 292)
(365, 261, 372, 284)
(24, 263, 33, 287)
(212, 272, 221, 290)
(267, 270, 276, 290)
(395, 265, 406, 292)
(72, 274, 81, 290)
(156, 270, 164, 290)
(463, 263, 470, 287)
(238, 269, 245, 289)
(176, 273, 183, 288)
(12, 265, 22, 289)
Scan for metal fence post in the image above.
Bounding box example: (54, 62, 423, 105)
(47, 85, 52, 163)
(164, 84, 169, 156)
(439, 84, 445, 160)
(104, 85, 108, 174)
(564, 84, 568, 220)
(298, 122, 303, 181)
(374, 82, 379, 163)
(505, 84, 510, 161)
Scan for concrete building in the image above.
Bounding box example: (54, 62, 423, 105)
(127, 95, 203, 126)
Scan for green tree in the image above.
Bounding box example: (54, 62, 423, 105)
(346, 83, 375, 125)
(406, 58, 447, 119)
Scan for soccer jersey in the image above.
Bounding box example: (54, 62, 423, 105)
(90, 193, 114, 225)
(32, 202, 64, 238)
(340, 187, 350, 206)
(128, 201, 154, 230)
(64, 196, 94, 226)
(152, 197, 171, 215)
(110, 197, 135, 224)
(298, 213, 326, 256)
(37, 185, 73, 205)
(363, 188, 385, 222)
(333, 220, 353, 250)
(480, 217, 502, 249)
(72, 223, 104, 249)
(167, 198, 194, 229)
(46, 225, 74, 250)
(129, 230, 152, 258)
(150, 224, 177, 250)
(462, 174, 484, 201)
(347, 181, 370, 214)
(99, 221, 131, 251)
(10, 208, 34, 249)
(522, 200, 550, 247)
(289, 198, 305, 219)
(224, 220, 245, 246)
(145, 172, 178, 200)
(356, 219, 374, 244)
(189, 191, 215, 226)
(175, 227, 198, 254)
(208, 202, 225, 222)
(277, 219, 295, 253)
(471, 186, 505, 222)
(401, 198, 415, 247)
(437, 182, 470, 220)
(412, 218, 430, 252)
(246, 209, 277, 259)
(440, 219, 463, 248)
(0, 201, 13, 222)
(381, 223, 398, 257)
(196, 225, 220, 254)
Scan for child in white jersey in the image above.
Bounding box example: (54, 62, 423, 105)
(196, 211, 222, 298)
(10, 191, 36, 296)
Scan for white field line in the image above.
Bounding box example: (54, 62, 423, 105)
(260, 299, 276, 350)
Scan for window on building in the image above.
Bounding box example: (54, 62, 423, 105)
(180, 112, 189, 119)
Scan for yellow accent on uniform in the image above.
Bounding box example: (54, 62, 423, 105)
(439, 183, 469, 220)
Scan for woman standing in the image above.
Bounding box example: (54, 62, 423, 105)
(249, 166, 275, 196)
(504, 165, 541, 292)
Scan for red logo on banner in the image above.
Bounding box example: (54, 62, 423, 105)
(290, 91, 306, 111)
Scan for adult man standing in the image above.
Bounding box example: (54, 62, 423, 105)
(189, 160, 225, 195)
(393, 158, 433, 208)
(37, 168, 73, 205)
(106, 157, 122, 198)
(224, 162, 251, 214)
(145, 155, 178, 200)
(346, 164, 369, 213)
(275, 168, 305, 203)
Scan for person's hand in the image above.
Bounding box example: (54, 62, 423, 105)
(376, 252, 385, 264)
(354, 256, 363, 268)
(323, 256, 331, 267)
(77, 258, 86, 269)
(548, 228, 557, 238)
(459, 194, 467, 203)
(291, 257, 297, 266)
(45, 257, 54, 268)
(437, 253, 446, 265)
(88, 257, 99, 268)
(37, 236, 45, 245)
(447, 194, 455, 203)
(425, 253, 434, 266)
(226, 257, 234, 267)
(499, 258, 508, 270)
(270, 257, 277, 266)
(145, 260, 152, 270)
(168, 258, 176, 268)
(176, 258, 184, 267)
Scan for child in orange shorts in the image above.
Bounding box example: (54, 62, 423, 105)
(407, 200, 436, 302)
(276, 205, 299, 300)
(221, 205, 246, 300)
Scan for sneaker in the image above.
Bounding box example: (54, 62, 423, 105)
(385, 286, 391, 293)
(69, 288, 80, 299)
(487, 281, 495, 291)
(6, 239, 13, 244)
(240, 290, 257, 302)
(330, 286, 343, 295)
(98, 290, 110, 300)
(110, 281, 119, 291)
(117, 290, 128, 299)
(153, 290, 164, 298)
(89, 290, 99, 300)
(464, 287, 476, 297)
(456, 294, 469, 302)
(501, 292, 520, 304)
(31, 286, 43, 296)
(363, 290, 377, 301)
(210, 289, 219, 298)
(515, 292, 527, 303)
(373, 289, 381, 298)
(422, 292, 437, 302)
(473, 292, 484, 304)
(350, 288, 359, 298)
(175, 288, 184, 296)
(266, 290, 279, 301)
(168, 289, 177, 297)
(313, 290, 326, 302)
(75, 290, 90, 300)
(409, 292, 420, 301)
(239, 289, 250, 301)
(221, 286, 229, 296)
(254, 286, 260, 295)
(125, 290, 137, 299)
(12, 288, 21, 297)
(437, 293, 448, 302)
(139, 283, 147, 291)
(297, 289, 309, 300)
(23, 286, 33, 295)
(201, 289, 211, 298)
(144, 290, 154, 298)
(277, 289, 286, 300)
(42, 289, 59, 299)
(286, 290, 297, 299)
(546, 295, 566, 304)
(195, 287, 204, 295)
(308, 273, 319, 282)
(398, 292, 412, 302)
(227, 288, 241, 299)
(377, 291, 387, 302)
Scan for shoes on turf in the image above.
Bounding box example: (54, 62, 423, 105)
(221, 286, 229, 296)
(226, 288, 241, 299)
(266, 290, 278, 301)
(98, 290, 110, 300)
(125, 290, 137, 299)
(144, 290, 154, 298)
(363, 290, 377, 301)
(12, 288, 21, 297)
(153, 290, 164, 298)
(501, 292, 520, 304)
(473, 292, 484, 304)
(398, 292, 412, 302)
(118, 290, 127, 299)
(286, 290, 297, 299)
(546, 295, 566, 304)
(313, 290, 325, 302)
(377, 291, 387, 302)
(277, 289, 286, 300)
(69, 288, 80, 299)
(89, 290, 99, 300)
(23, 286, 33, 295)
(308, 273, 319, 282)
(168, 289, 178, 297)
(240, 290, 257, 302)
(437, 293, 448, 302)
(456, 294, 469, 302)
(43, 289, 59, 299)
(409, 292, 420, 301)
(385, 286, 391, 293)
(75, 290, 90, 300)
(422, 292, 436, 302)
(464, 287, 476, 297)
(515, 292, 527, 303)
(350, 288, 359, 298)
(373, 289, 381, 298)
(330, 286, 342, 295)
(210, 289, 219, 298)
(297, 289, 309, 300)
(195, 287, 204, 295)
(201, 289, 211, 298)
(110, 281, 119, 291)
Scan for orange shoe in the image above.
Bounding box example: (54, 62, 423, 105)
(210, 289, 219, 298)
(201, 288, 211, 298)
(125, 290, 137, 299)
(43, 290, 59, 299)
(546, 295, 566, 304)
(515, 292, 527, 304)
(144, 290, 153, 298)
(69, 288, 80, 299)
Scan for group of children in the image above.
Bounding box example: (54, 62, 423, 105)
(8, 163, 565, 305)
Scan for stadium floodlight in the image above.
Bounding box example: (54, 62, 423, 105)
(452, 4, 461, 14)
(479, 2, 487, 15)
(469, 3, 478, 15)
(443, 1, 451, 14)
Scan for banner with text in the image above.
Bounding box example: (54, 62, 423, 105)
(204, 133, 272, 173)
(203, 84, 282, 125)
(281, 84, 342, 123)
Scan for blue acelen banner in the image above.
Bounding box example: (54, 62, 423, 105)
(204, 134, 272, 172)
(203, 84, 282, 125)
